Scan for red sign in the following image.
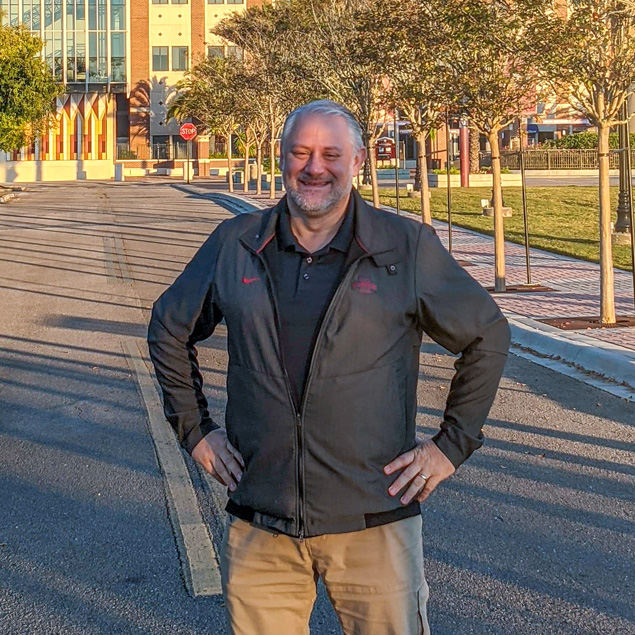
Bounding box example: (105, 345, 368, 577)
(179, 123, 197, 141)
(375, 137, 395, 160)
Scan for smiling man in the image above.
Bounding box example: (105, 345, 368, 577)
(148, 100, 511, 634)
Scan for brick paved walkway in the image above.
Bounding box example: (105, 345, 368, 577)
(433, 221, 635, 352)
(236, 190, 635, 353)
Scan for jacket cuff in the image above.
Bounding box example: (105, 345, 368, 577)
(183, 417, 221, 455)
(432, 429, 471, 469)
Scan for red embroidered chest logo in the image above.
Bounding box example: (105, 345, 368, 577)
(242, 276, 260, 285)
(351, 277, 377, 294)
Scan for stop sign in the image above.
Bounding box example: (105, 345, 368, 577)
(179, 123, 197, 141)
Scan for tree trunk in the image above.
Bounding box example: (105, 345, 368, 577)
(488, 129, 506, 292)
(243, 135, 251, 193)
(226, 132, 234, 194)
(256, 142, 263, 196)
(413, 141, 421, 192)
(362, 157, 371, 185)
(469, 124, 480, 173)
(598, 123, 616, 324)
(269, 133, 276, 200)
(417, 131, 431, 224)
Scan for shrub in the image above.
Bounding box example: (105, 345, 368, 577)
(431, 165, 460, 174)
(541, 131, 635, 149)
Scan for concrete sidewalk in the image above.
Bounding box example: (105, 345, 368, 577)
(221, 188, 635, 399)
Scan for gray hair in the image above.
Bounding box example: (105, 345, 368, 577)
(280, 100, 364, 154)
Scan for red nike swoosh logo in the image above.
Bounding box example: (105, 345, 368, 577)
(242, 276, 260, 284)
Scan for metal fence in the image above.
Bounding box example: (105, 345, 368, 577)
(116, 142, 196, 161)
(479, 148, 634, 170)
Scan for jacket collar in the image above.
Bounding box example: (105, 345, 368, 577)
(239, 188, 399, 260)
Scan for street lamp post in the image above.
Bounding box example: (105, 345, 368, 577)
(614, 100, 632, 237)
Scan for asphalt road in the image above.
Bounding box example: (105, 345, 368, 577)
(0, 181, 633, 634)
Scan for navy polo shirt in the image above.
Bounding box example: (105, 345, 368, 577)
(265, 197, 354, 410)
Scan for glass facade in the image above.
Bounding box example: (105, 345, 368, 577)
(0, 0, 127, 84)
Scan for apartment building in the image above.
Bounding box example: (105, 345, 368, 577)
(0, 0, 262, 182)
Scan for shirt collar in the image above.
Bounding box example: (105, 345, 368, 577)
(278, 195, 354, 254)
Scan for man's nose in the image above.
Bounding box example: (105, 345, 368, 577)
(304, 153, 326, 175)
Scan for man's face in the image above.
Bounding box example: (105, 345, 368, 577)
(281, 113, 366, 217)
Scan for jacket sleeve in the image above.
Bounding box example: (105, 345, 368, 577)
(414, 223, 511, 468)
(147, 225, 225, 455)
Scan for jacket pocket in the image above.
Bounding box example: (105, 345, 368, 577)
(303, 360, 407, 469)
(225, 364, 297, 521)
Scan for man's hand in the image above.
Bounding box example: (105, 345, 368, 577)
(384, 439, 455, 505)
(192, 429, 244, 492)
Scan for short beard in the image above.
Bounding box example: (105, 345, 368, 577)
(285, 179, 350, 217)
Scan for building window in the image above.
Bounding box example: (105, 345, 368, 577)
(111, 0, 126, 30)
(152, 0, 168, 4)
(208, 46, 224, 59)
(207, 0, 223, 4)
(226, 46, 243, 60)
(227, 0, 244, 4)
(152, 46, 169, 72)
(111, 32, 126, 81)
(172, 0, 187, 4)
(172, 46, 188, 71)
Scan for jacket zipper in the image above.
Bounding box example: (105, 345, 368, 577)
(256, 253, 304, 537)
(257, 248, 369, 540)
(297, 255, 368, 533)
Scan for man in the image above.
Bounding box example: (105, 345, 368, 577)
(148, 100, 510, 634)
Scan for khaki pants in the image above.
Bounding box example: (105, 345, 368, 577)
(220, 514, 430, 635)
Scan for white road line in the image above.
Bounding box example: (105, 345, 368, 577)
(123, 339, 222, 597)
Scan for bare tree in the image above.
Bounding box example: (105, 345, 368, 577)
(526, 0, 635, 323)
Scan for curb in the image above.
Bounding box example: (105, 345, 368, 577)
(506, 314, 635, 392)
(212, 191, 635, 394)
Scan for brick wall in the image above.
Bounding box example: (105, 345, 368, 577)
(191, 0, 205, 64)
(129, 0, 151, 150)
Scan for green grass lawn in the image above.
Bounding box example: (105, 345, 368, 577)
(360, 185, 634, 272)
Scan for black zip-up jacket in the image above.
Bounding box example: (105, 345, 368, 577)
(148, 190, 511, 538)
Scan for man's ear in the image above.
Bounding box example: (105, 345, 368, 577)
(354, 146, 367, 172)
